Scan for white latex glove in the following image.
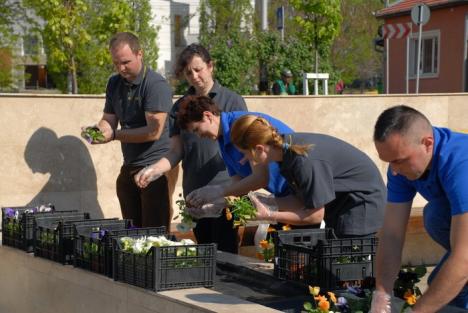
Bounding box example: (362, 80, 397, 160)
(248, 191, 278, 224)
(369, 290, 392, 313)
(186, 198, 226, 219)
(186, 185, 225, 207)
(254, 223, 270, 253)
(134, 166, 163, 188)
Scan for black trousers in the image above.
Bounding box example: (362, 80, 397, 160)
(116, 165, 171, 229)
(193, 210, 239, 254)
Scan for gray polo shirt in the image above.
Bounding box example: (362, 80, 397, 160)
(104, 66, 173, 166)
(280, 133, 386, 236)
(170, 81, 247, 196)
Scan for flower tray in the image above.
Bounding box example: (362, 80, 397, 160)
(112, 235, 216, 291)
(33, 213, 91, 264)
(273, 228, 378, 290)
(1, 206, 83, 252)
(74, 224, 166, 278)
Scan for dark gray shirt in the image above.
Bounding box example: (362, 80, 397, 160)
(104, 66, 173, 166)
(280, 133, 386, 236)
(170, 81, 247, 196)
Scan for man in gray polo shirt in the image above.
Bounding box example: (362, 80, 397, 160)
(87, 32, 173, 229)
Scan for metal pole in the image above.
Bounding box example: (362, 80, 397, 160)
(386, 38, 389, 94)
(406, 25, 410, 94)
(303, 73, 308, 95)
(415, 16, 423, 94)
(259, 0, 268, 94)
(281, 6, 284, 41)
(384, 0, 389, 94)
(262, 0, 268, 31)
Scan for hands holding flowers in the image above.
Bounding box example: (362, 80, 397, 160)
(81, 125, 114, 144)
(186, 185, 225, 208)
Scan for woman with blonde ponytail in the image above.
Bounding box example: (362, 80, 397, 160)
(231, 115, 386, 238)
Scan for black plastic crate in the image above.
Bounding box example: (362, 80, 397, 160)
(317, 236, 378, 289)
(113, 234, 216, 291)
(273, 229, 333, 284)
(2, 206, 51, 250)
(73, 219, 135, 275)
(1, 206, 85, 252)
(101, 227, 168, 277)
(33, 213, 91, 264)
(273, 228, 377, 290)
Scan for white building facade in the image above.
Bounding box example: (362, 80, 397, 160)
(150, 0, 201, 78)
(150, 0, 256, 78)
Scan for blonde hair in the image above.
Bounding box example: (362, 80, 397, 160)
(230, 115, 311, 155)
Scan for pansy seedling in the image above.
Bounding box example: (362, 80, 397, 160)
(81, 126, 105, 143)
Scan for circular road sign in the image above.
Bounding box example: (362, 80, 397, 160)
(411, 4, 431, 25)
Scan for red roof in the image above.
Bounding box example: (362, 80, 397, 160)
(376, 0, 466, 18)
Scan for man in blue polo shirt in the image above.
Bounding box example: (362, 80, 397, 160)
(371, 105, 468, 312)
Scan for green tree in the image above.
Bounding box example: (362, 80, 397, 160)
(24, 0, 91, 94)
(24, 0, 159, 94)
(255, 32, 314, 94)
(77, 0, 159, 94)
(127, 0, 159, 70)
(198, 0, 257, 94)
(197, 0, 337, 95)
(331, 0, 384, 92)
(289, 0, 341, 74)
(0, 47, 13, 89)
(0, 0, 37, 90)
(0, 0, 37, 46)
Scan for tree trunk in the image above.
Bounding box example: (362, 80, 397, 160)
(315, 49, 319, 73)
(71, 56, 78, 94)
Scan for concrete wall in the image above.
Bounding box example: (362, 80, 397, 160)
(1, 93, 468, 220)
(0, 245, 281, 313)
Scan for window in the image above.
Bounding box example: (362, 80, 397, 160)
(409, 30, 439, 78)
(175, 15, 183, 47)
(23, 34, 41, 56)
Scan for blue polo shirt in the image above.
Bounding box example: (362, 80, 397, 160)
(387, 127, 468, 216)
(218, 111, 293, 196)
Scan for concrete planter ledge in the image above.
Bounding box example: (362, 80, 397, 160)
(0, 245, 280, 313)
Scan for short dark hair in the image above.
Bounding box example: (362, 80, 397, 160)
(109, 32, 141, 54)
(373, 105, 431, 142)
(177, 95, 220, 130)
(174, 43, 212, 78)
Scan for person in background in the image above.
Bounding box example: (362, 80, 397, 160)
(335, 79, 345, 94)
(228, 115, 386, 238)
(134, 43, 247, 253)
(371, 105, 468, 313)
(84, 32, 173, 229)
(272, 69, 296, 95)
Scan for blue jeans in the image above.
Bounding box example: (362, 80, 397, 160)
(424, 198, 468, 309)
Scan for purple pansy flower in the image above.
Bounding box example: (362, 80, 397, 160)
(347, 285, 365, 297)
(4, 208, 16, 218)
(335, 296, 351, 313)
(90, 229, 108, 240)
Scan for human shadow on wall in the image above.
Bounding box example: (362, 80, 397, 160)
(24, 127, 103, 218)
